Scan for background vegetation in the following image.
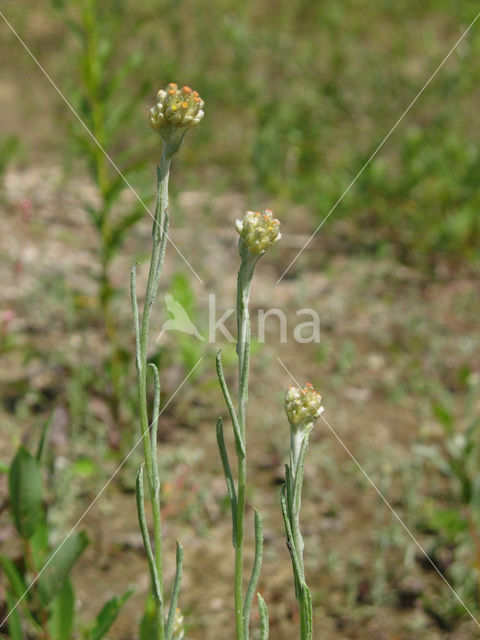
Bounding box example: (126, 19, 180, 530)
(1, 1, 480, 639)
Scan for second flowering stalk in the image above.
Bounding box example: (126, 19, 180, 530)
(216, 210, 280, 640)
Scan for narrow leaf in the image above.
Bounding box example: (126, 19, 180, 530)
(37, 531, 89, 606)
(36, 414, 52, 463)
(48, 579, 75, 640)
(149, 363, 161, 459)
(165, 541, 184, 640)
(139, 597, 157, 640)
(89, 589, 133, 640)
(6, 590, 23, 640)
(301, 584, 313, 640)
(0, 553, 40, 630)
(243, 509, 264, 638)
(216, 350, 245, 457)
(257, 593, 269, 640)
(136, 465, 162, 602)
(109, 209, 143, 250)
(280, 486, 303, 596)
(0, 553, 28, 600)
(216, 417, 237, 547)
(292, 435, 310, 519)
(130, 264, 141, 372)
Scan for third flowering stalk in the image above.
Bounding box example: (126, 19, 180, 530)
(216, 210, 281, 640)
(282, 383, 324, 640)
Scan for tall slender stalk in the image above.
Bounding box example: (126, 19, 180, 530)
(131, 82, 204, 639)
(216, 210, 281, 640)
(282, 383, 324, 640)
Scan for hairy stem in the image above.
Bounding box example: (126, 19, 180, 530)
(233, 246, 257, 640)
(135, 146, 171, 640)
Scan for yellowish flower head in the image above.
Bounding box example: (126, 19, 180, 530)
(149, 83, 205, 133)
(236, 209, 281, 256)
(285, 383, 324, 432)
(172, 607, 184, 640)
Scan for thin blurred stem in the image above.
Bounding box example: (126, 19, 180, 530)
(466, 508, 480, 611)
(81, 0, 124, 422)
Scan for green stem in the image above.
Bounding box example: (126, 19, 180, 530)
(284, 429, 314, 640)
(136, 147, 171, 640)
(217, 240, 267, 639)
(234, 245, 257, 640)
(290, 431, 305, 582)
(235, 457, 246, 640)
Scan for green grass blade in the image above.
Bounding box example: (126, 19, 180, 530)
(36, 414, 52, 464)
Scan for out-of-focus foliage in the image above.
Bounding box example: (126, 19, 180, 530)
(6, 0, 480, 268)
(0, 422, 131, 640)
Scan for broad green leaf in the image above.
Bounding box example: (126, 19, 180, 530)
(38, 531, 89, 606)
(6, 590, 23, 640)
(0, 460, 9, 474)
(0, 554, 28, 601)
(0, 554, 41, 630)
(30, 513, 49, 567)
(48, 579, 75, 640)
(88, 589, 133, 640)
(9, 446, 43, 538)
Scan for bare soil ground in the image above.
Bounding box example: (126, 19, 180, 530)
(1, 166, 480, 639)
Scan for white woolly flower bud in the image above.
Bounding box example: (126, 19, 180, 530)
(285, 383, 324, 432)
(149, 83, 205, 134)
(236, 209, 281, 256)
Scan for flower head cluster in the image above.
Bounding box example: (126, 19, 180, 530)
(236, 209, 281, 256)
(285, 383, 324, 432)
(149, 83, 205, 134)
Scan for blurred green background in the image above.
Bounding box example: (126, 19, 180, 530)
(2, 0, 480, 269)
